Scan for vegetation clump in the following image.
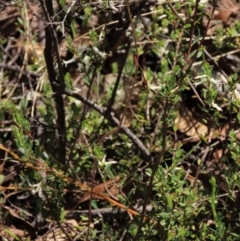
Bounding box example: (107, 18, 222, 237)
(0, 0, 240, 240)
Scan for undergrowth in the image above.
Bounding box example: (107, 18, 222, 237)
(0, 0, 240, 240)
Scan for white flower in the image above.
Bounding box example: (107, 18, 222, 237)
(98, 155, 117, 167)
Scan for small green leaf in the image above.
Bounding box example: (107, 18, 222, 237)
(106, 168, 114, 179)
(42, 151, 49, 160)
(18, 147, 25, 155)
(60, 208, 66, 222)
(159, 212, 169, 218)
(166, 194, 173, 209)
(91, 200, 98, 209)
(0, 175, 4, 185)
(128, 223, 138, 237)
(197, 50, 202, 58)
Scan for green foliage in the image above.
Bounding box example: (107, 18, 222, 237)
(1, 0, 240, 240)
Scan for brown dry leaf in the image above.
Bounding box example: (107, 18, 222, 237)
(202, 0, 240, 35)
(212, 123, 240, 141)
(14, 41, 44, 64)
(65, 219, 78, 227)
(3, 206, 34, 228)
(0, 6, 19, 37)
(79, 175, 121, 203)
(174, 109, 208, 140)
(27, 43, 44, 63)
(212, 148, 223, 161)
(36, 223, 79, 241)
(184, 165, 229, 193)
(216, 0, 239, 23)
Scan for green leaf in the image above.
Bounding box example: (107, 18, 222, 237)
(0, 175, 4, 185)
(197, 50, 202, 58)
(128, 223, 138, 237)
(159, 212, 169, 218)
(106, 168, 114, 179)
(60, 208, 66, 222)
(166, 194, 173, 209)
(91, 200, 98, 209)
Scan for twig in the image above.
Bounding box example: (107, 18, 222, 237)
(98, 0, 147, 144)
(39, 0, 66, 165)
(133, 99, 169, 240)
(0, 144, 143, 218)
(106, 40, 132, 114)
(63, 88, 151, 161)
(177, 1, 217, 84)
(0, 62, 38, 78)
(186, 0, 200, 61)
(61, 0, 77, 36)
(66, 205, 153, 218)
(193, 128, 213, 187)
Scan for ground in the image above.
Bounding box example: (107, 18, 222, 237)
(0, 0, 240, 240)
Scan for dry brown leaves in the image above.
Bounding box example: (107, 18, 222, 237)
(174, 108, 208, 141)
(0, 5, 19, 37)
(174, 107, 240, 142)
(35, 220, 80, 241)
(79, 175, 121, 204)
(202, 0, 240, 35)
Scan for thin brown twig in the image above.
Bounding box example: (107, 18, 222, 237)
(133, 99, 169, 240)
(63, 88, 151, 161)
(105, 39, 132, 114)
(0, 144, 150, 220)
(176, 2, 217, 84)
(97, 0, 142, 145)
(39, 0, 67, 165)
(186, 0, 200, 61)
(193, 128, 213, 187)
